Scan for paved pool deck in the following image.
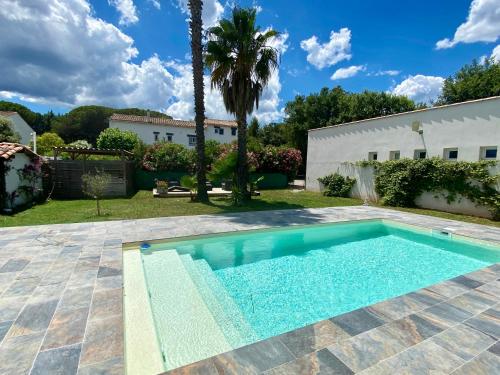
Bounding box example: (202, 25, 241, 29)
(0, 205, 499, 374)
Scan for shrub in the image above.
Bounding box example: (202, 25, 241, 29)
(96, 128, 140, 152)
(36, 132, 65, 155)
(82, 169, 111, 216)
(0, 117, 21, 143)
(255, 146, 303, 178)
(372, 158, 500, 219)
(318, 173, 356, 197)
(142, 142, 195, 172)
(68, 140, 92, 149)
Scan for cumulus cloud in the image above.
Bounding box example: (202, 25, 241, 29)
(0, 0, 286, 123)
(176, 0, 224, 28)
(372, 70, 400, 76)
(108, 0, 139, 26)
(330, 65, 366, 80)
(492, 44, 500, 61)
(436, 0, 500, 49)
(392, 75, 445, 103)
(300, 28, 352, 69)
(149, 0, 161, 9)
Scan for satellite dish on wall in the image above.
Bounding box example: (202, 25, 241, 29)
(411, 121, 423, 134)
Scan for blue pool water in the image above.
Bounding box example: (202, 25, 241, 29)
(142, 220, 499, 353)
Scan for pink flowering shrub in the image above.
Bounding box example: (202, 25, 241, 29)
(255, 146, 302, 178)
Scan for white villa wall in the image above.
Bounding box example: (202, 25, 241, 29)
(110, 120, 237, 147)
(4, 153, 41, 208)
(1, 113, 34, 145)
(307, 97, 500, 218)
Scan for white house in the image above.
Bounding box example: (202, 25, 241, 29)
(0, 143, 42, 210)
(307, 96, 500, 191)
(109, 113, 238, 147)
(0, 111, 35, 146)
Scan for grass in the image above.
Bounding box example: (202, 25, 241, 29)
(1, 189, 361, 227)
(2, 189, 499, 228)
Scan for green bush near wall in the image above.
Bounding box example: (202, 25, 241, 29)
(134, 169, 288, 190)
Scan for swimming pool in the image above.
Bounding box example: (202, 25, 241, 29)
(127, 219, 500, 371)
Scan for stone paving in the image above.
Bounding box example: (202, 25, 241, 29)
(0, 205, 499, 374)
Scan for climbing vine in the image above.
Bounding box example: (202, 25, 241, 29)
(368, 158, 500, 220)
(318, 173, 356, 197)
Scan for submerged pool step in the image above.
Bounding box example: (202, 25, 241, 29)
(193, 258, 259, 346)
(180, 255, 258, 348)
(141, 250, 232, 370)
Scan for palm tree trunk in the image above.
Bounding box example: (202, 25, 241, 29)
(236, 111, 251, 202)
(188, 0, 208, 202)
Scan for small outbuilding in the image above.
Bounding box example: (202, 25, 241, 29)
(0, 143, 42, 210)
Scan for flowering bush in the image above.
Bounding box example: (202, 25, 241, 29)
(142, 142, 195, 172)
(255, 146, 302, 178)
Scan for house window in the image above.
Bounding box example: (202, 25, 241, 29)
(214, 126, 224, 135)
(231, 127, 237, 136)
(219, 127, 224, 135)
(389, 151, 400, 160)
(153, 131, 159, 142)
(444, 148, 458, 161)
(414, 149, 426, 159)
(368, 152, 378, 161)
(166, 133, 173, 142)
(214, 126, 220, 134)
(480, 146, 497, 160)
(188, 134, 196, 146)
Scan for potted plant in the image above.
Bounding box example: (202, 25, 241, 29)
(155, 179, 169, 195)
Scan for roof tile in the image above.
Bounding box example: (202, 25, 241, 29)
(0, 143, 36, 160)
(109, 114, 237, 128)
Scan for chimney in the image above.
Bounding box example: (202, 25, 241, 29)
(146, 109, 151, 123)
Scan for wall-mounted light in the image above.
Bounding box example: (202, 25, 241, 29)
(411, 120, 423, 134)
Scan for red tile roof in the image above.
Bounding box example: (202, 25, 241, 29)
(0, 143, 37, 160)
(109, 114, 237, 128)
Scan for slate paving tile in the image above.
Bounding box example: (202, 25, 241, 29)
(97, 262, 122, 278)
(0, 331, 44, 375)
(464, 308, 500, 339)
(2, 276, 41, 297)
(40, 267, 74, 286)
(0, 295, 29, 321)
(0, 258, 30, 273)
(31, 343, 81, 375)
(330, 308, 385, 337)
(447, 289, 497, 315)
(212, 336, 295, 374)
(477, 281, 500, 301)
(450, 275, 484, 289)
(95, 275, 122, 292)
(8, 299, 59, 337)
(488, 341, 500, 356)
(164, 358, 219, 375)
(359, 340, 464, 375)
(28, 283, 65, 304)
(430, 324, 495, 361)
(66, 270, 97, 289)
(418, 302, 473, 329)
(41, 306, 89, 350)
(77, 356, 124, 375)
(327, 325, 407, 372)
(278, 319, 351, 358)
(377, 314, 443, 348)
(264, 348, 353, 375)
(0, 321, 13, 343)
(425, 280, 471, 298)
(366, 294, 430, 321)
(405, 288, 446, 308)
(451, 350, 500, 375)
(89, 288, 122, 321)
(74, 256, 101, 273)
(80, 315, 123, 366)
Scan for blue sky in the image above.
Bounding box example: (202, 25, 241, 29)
(0, 0, 499, 123)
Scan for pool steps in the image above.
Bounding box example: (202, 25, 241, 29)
(141, 250, 232, 370)
(181, 255, 259, 347)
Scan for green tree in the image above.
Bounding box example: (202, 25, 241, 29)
(68, 140, 92, 149)
(96, 128, 140, 152)
(0, 117, 21, 143)
(36, 132, 65, 155)
(248, 117, 259, 137)
(437, 58, 500, 105)
(258, 122, 289, 146)
(205, 7, 280, 202)
(188, 0, 209, 202)
(82, 170, 111, 216)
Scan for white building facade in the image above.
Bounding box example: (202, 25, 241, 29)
(306, 96, 500, 191)
(0, 111, 35, 146)
(109, 114, 238, 147)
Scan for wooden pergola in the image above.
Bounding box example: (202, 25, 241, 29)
(52, 147, 133, 160)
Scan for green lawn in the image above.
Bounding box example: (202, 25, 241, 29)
(2, 190, 499, 228)
(1, 190, 361, 227)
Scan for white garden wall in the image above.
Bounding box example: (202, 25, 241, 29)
(4, 153, 42, 208)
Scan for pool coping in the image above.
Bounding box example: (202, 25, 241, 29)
(0, 205, 499, 374)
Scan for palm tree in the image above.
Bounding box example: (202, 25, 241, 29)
(205, 7, 279, 202)
(188, 0, 208, 202)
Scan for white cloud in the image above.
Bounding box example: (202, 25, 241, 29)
(108, 0, 139, 26)
(392, 75, 445, 103)
(436, 0, 500, 49)
(149, 0, 161, 10)
(300, 28, 352, 69)
(330, 65, 366, 80)
(372, 70, 400, 76)
(491, 44, 500, 61)
(0, 0, 286, 123)
(176, 0, 224, 28)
